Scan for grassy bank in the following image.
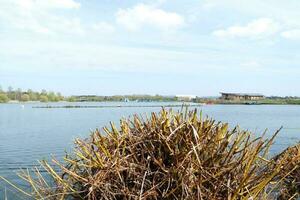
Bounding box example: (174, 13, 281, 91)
(196, 97, 300, 105)
(1, 108, 299, 199)
(32, 104, 203, 109)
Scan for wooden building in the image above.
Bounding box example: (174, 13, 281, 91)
(220, 93, 264, 101)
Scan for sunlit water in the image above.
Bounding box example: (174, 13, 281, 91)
(0, 102, 299, 199)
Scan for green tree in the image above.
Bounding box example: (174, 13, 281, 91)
(0, 93, 9, 103)
(16, 88, 22, 101)
(21, 94, 30, 102)
(27, 89, 38, 101)
(56, 92, 64, 101)
(67, 96, 76, 102)
(47, 91, 56, 102)
(40, 95, 49, 102)
(7, 86, 14, 100)
(41, 89, 47, 95)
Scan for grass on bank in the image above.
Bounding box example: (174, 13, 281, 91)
(195, 97, 300, 105)
(1, 108, 299, 199)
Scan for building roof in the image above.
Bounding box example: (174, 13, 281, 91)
(175, 95, 197, 98)
(220, 92, 264, 97)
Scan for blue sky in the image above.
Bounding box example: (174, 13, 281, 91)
(1, 0, 300, 96)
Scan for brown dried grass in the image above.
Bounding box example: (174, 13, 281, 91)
(2, 108, 299, 199)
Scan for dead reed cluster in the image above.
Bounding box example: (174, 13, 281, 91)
(272, 144, 300, 199)
(7, 108, 300, 199)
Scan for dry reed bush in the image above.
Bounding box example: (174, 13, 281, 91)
(272, 143, 300, 199)
(6, 108, 300, 199)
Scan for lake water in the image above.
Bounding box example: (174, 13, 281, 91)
(0, 102, 299, 199)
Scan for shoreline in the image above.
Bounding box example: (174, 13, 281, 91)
(2, 100, 300, 106)
(32, 104, 203, 109)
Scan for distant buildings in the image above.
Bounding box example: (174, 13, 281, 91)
(175, 95, 197, 101)
(76, 95, 97, 102)
(220, 92, 265, 101)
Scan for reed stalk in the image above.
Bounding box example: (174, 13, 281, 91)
(1, 108, 299, 199)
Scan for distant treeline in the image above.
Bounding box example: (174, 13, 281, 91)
(3, 85, 300, 105)
(68, 95, 178, 102)
(0, 86, 64, 103)
(0, 86, 181, 103)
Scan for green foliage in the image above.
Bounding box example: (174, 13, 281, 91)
(71, 94, 178, 102)
(8, 109, 299, 199)
(27, 89, 38, 101)
(0, 86, 179, 103)
(39, 95, 48, 102)
(20, 94, 30, 102)
(47, 91, 63, 102)
(0, 93, 9, 103)
(2, 85, 300, 105)
(67, 96, 76, 102)
(0, 86, 65, 103)
(194, 97, 300, 105)
(286, 99, 300, 104)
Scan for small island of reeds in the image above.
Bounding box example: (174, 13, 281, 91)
(2, 108, 299, 199)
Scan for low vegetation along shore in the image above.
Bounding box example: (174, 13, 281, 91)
(195, 97, 300, 105)
(0, 86, 178, 103)
(0, 87, 64, 103)
(2, 86, 300, 105)
(2, 108, 299, 199)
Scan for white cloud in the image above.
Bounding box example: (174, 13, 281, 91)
(13, 0, 80, 10)
(92, 22, 115, 33)
(202, 0, 300, 26)
(281, 29, 300, 40)
(213, 18, 280, 39)
(36, 0, 80, 9)
(0, 0, 82, 35)
(116, 4, 185, 31)
(241, 60, 262, 71)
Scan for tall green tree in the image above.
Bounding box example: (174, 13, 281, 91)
(47, 92, 56, 102)
(27, 89, 38, 101)
(16, 88, 22, 101)
(7, 86, 14, 100)
(41, 89, 47, 95)
(21, 94, 30, 102)
(0, 93, 9, 103)
(56, 92, 64, 101)
(40, 95, 48, 102)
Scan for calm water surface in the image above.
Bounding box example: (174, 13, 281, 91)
(0, 102, 299, 198)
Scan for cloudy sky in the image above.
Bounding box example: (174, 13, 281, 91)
(1, 0, 300, 96)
